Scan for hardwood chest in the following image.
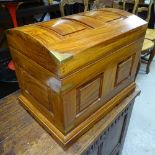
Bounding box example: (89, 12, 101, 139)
(7, 8, 147, 148)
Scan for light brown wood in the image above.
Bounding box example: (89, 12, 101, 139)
(77, 75, 102, 112)
(0, 88, 140, 155)
(142, 39, 154, 53)
(7, 8, 147, 148)
(116, 57, 133, 85)
(145, 29, 155, 41)
(141, 38, 155, 74)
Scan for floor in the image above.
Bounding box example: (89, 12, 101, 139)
(122, 60, 155, 155)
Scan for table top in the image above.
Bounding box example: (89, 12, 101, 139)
(0, 89, 139, 154)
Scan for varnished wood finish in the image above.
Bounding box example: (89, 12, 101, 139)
(0, 89, 140, 154)
(7, 8, 147, 147)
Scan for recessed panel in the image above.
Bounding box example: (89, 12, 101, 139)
(21, 70, 53, 113)
(116, 57, 133, 85)
(77, 75, 103, 113)
(38, 19, 86, 36)
(84, 10, 124, 22)
(63, 15, 104, 28)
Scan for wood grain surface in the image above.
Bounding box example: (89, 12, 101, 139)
(7, 8, 146, 147)
(0, 88, 140, 155)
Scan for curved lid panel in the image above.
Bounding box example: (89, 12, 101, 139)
(7, 8, 147, 77)
(38, 19, 87, 36)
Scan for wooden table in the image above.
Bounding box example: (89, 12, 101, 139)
(0, 89, 140, 155)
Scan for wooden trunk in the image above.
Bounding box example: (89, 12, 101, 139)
(7, 8, 147, 148)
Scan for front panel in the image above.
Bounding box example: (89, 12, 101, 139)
(62, 38, 142, 133)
